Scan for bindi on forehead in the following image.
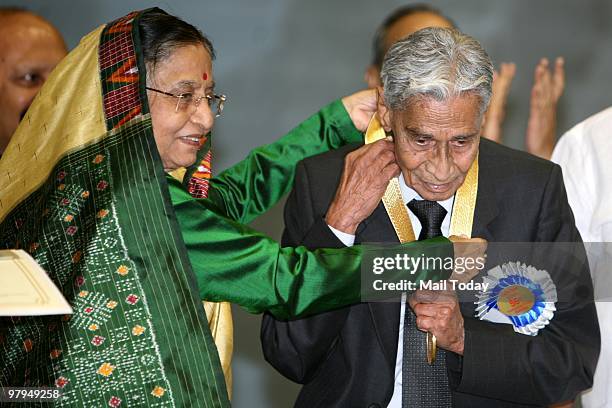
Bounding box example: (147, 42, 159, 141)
(202, 72, 208, 81)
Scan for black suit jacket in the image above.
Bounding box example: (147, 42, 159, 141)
(261, 139, 600, 407)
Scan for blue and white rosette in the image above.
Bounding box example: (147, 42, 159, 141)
(475, 262, 557, 336)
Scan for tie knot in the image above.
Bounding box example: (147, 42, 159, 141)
(407, 199, 447, 240)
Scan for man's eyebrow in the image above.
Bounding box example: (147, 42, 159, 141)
(404, 127, 434, 138)
(451, 132, 479, 140)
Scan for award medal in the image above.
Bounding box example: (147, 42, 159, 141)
(475, 262, 557, 336)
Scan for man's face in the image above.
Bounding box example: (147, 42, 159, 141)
(379, 93, 483, 201)
(365, 12, 454, 88)
(0, 13, 67, 153)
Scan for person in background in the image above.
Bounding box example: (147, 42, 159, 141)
(552, 107, 612, 408)
(364, 4, 564, 159)
(0, 7, 67, 155)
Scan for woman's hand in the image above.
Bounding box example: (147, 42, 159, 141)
(341, 89, 378, 132)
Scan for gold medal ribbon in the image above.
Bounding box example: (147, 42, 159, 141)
(364, 114, 478, 363)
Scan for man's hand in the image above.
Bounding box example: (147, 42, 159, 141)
(483, 62, 516, 144)
(526, 57, 565, 159)
(449, 235, 488, 282)
(341, 89, 378, 132)
(325, 139, 399, 234)
(408, 236, 487, 356)
(409, 289, 465, 355)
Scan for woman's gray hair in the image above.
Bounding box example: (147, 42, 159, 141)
(380, 27, 493, 114)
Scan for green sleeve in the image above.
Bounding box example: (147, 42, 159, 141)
(208, 99, 362, 224)
(169, 176, 451, 320)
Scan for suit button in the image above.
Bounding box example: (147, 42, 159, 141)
(368, 404, 381, 408)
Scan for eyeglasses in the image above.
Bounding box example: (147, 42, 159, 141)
(146, 86, 227, 117)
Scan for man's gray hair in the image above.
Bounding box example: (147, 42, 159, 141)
(380, 27, 493, 114)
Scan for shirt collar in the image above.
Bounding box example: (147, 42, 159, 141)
(398, 173, 455, 213)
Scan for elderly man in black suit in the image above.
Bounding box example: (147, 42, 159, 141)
(261, 27, 599, 408)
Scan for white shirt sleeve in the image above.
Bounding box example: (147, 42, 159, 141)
(551, 126, 593, 239)
(552, 109, 612, 408)
(327, 225, 355, 247)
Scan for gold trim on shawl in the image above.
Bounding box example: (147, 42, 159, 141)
(364, 115, 416, 242)
(203, 301, 234, 399)
(0, 26, 107, 222)
(449, 154, 478, 238)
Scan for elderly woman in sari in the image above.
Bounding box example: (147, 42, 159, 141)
(0, 8, 461, 407)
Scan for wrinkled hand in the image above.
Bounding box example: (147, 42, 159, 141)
(449, 235, 488, 282)
(483, 62, 516, 143)
(409, 289, 465, 355)
(526, 57, 565, 159)
(341, 89, 378, 132)
(407, 236, 487, 356)
(325, 139, 399, 234)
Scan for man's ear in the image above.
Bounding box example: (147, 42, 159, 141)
(364, 65, 381, 89)
(376, 86, 393, 132)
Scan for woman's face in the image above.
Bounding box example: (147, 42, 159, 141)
(147, 44, 215, 172)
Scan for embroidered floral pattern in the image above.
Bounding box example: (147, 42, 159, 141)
(66, 226, 78, 236)
(23, 339, 33, 352)
(108, 396, 121, 407)
(55, 377, 69, 388)
(97, 362, 115, 377)
(72, 250, 82, 263)
(91, 335, 105, 346)
(125, 294, 139, 305)
(116, 265, 129, 276)
(97, 180, 109, 190)
(151, 386, 165, 398)
(132, 325, 145, 336)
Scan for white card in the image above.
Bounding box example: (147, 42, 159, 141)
(0, 250, 72, 316)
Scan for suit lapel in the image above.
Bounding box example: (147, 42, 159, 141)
(471, 150, 499, 240)
(356, 203, 403, 368)
(355, 202, 399, 242)
(355, 153, 501, 368)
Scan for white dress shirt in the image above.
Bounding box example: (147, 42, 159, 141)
(328, 173, 454, 408)
(551, 107, 612, 408)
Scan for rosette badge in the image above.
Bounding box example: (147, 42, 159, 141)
(475, 262, 557, 336)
